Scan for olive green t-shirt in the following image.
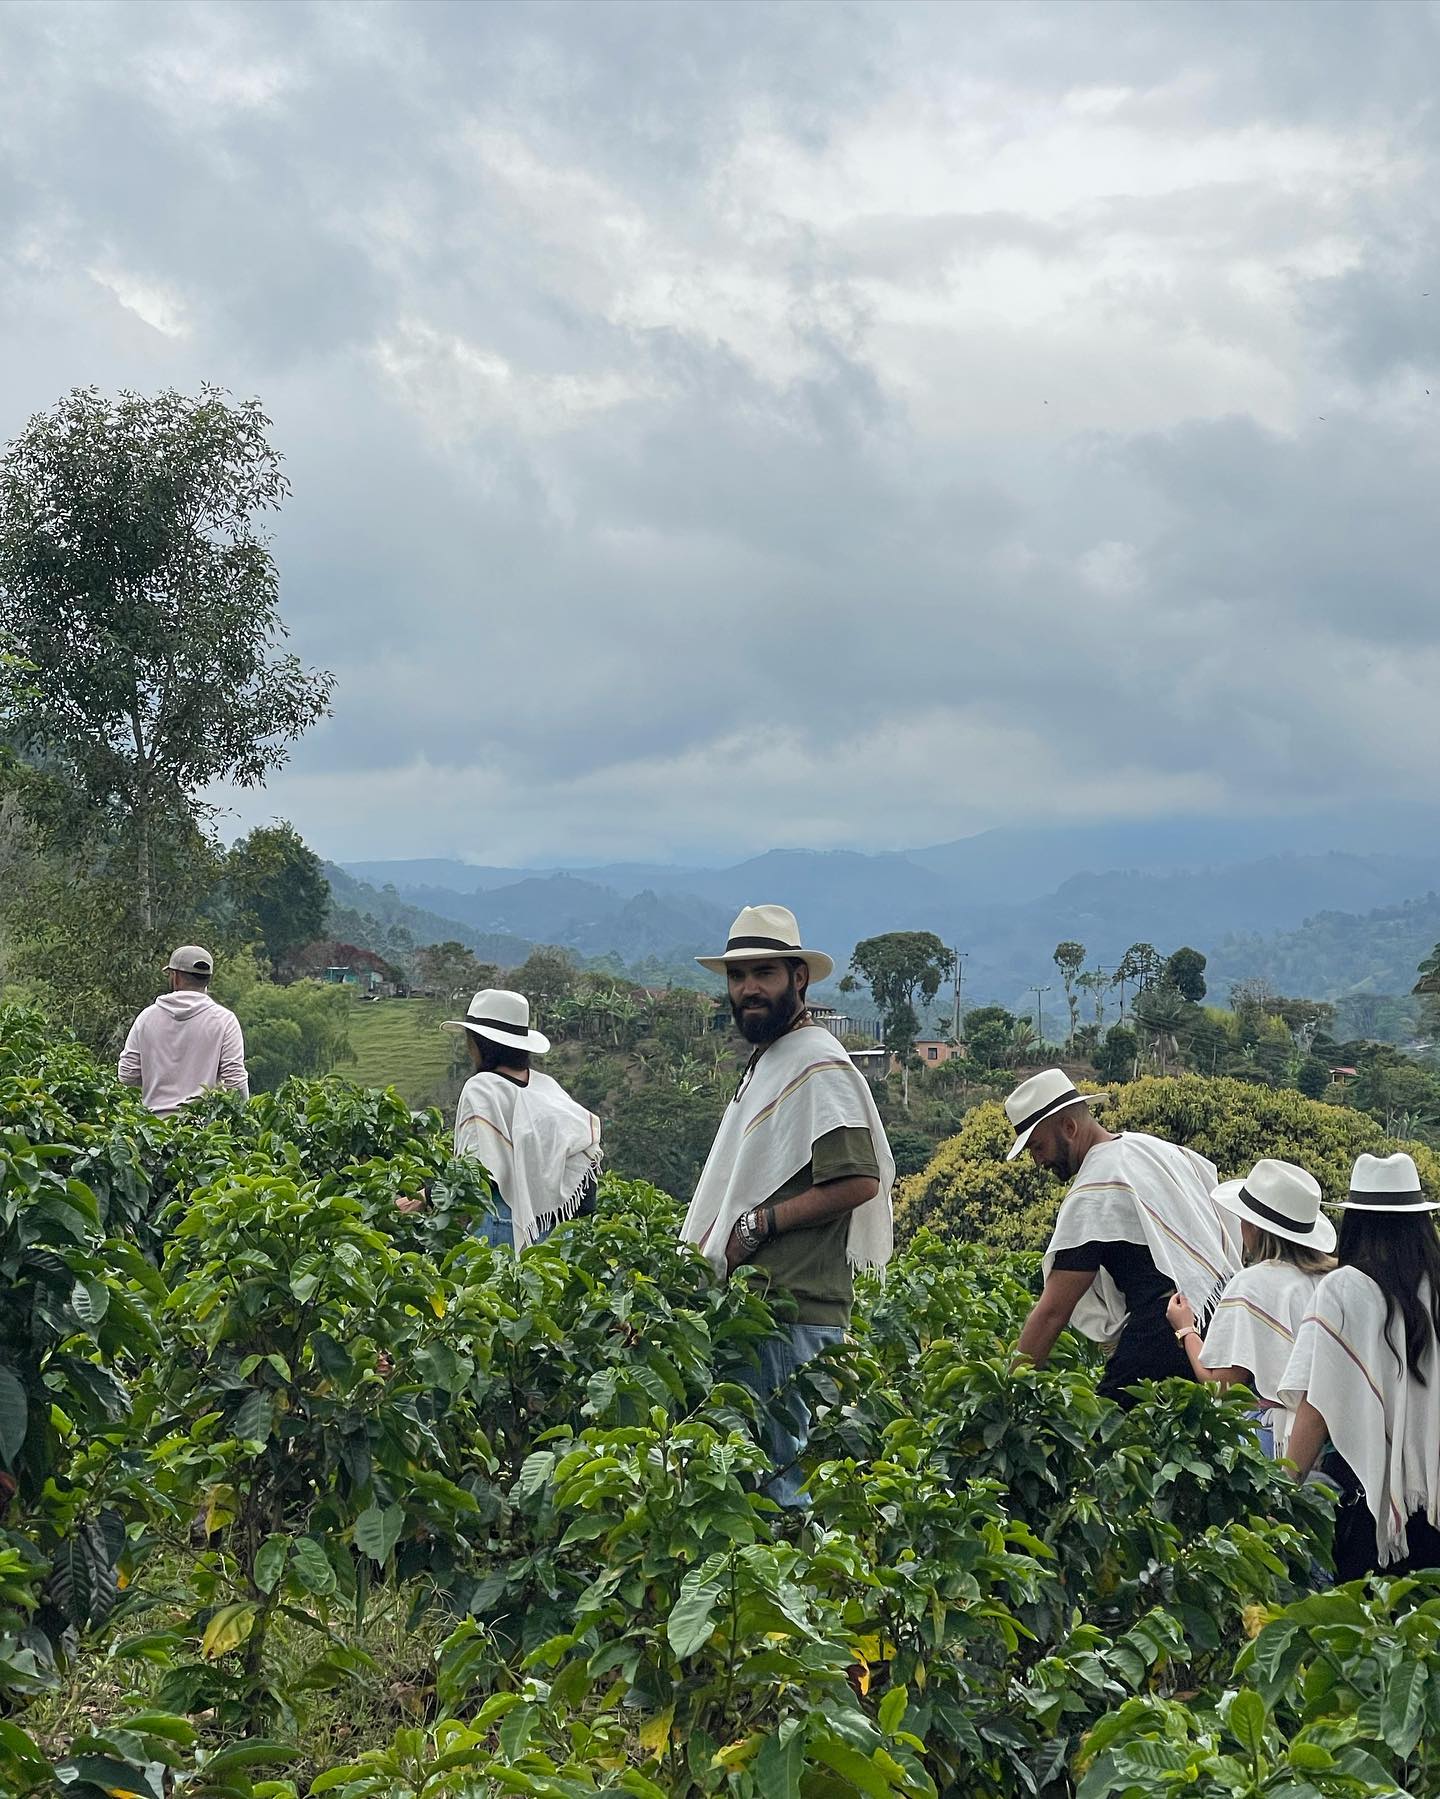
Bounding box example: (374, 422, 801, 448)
(746, 1125, 881, 1327)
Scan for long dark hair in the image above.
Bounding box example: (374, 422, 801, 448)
(1336, 1210, 1440, 1383)
(475, 1038, 531, 1076)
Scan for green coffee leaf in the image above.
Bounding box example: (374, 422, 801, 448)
(0, 1366, 27, 1467)
(354, 1501, 404, 1565)
(289, 1536, 336, 1596)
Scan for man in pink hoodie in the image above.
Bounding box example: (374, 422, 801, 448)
(118, 946, 249, 1115)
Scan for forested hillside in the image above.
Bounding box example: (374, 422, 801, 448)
(1208, 892, 1440, 1006)
(346, 850, 1440, 1011)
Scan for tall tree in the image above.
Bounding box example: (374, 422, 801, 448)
(1162, 945, 1208, 1004)
(0, 386, 333, 932)
(414, 941, 495, 1003)
(1229, 975, 1277, 1048)
(512, 945, 580, 1021)
(961, 1005, 1016, 1072)
(225, 822, 330, 970)
(1114, 942, 1163, 1018)
(845, 931, 951, 1109)
(1052, 940, 1086, 1051)
(1076, 968, 1109, 1033)
(845, 932, 952, 1047)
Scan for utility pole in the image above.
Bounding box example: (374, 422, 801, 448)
(1030, 984, 1051, 1052)
(951, 949, 968, 1045)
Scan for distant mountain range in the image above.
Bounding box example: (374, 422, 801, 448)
(338, 809, 1440, 1011)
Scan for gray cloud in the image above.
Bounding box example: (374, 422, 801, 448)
(1, 0, 1437, 863)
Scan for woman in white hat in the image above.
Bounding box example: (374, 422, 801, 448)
(442, 989, 602, 1253)
(1280, 1152, 1440, 1580)
(1165, 1159, 1336, 1457)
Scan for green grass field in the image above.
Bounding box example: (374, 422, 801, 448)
(342, 997, 458, 1109)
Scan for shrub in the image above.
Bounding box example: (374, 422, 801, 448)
(0, 1003, 1426, 1799)
(897, 1074, 1440, 1249)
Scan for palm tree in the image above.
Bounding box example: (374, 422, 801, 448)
(1006, 1018, 1038, 1068)
(609, 990, 644, 1048)
(1133, 988, 1189, 1076)
(545, 994, 582, 1041)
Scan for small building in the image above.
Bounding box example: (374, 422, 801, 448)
(322, 963, 389, 995)
(848, 1046, 889, 1080)
(913, 1038, 965, 1066)
(813, 1008, 883, 1043)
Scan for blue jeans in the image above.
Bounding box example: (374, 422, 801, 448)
(737, 1323, 845, 1508)
(472, 1193, 552, 1252)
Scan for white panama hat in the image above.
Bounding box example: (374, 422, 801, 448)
(1211, 1158, 1337, 1252)
(1004, 1068, 1106, 1161)
(696, 904, 835, 983)
(1334, 1151, 1440, 1214)
(441, 988, 550, 1056)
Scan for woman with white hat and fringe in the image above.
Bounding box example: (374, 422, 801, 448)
(1280, 1152, 1440, 1582)
(442, 988, 603, 1253)
(1165, 1159, 1336, 1457)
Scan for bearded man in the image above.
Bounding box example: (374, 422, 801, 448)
(1006, 1069, 1240, 1408)
(681, 905, 894, 1504)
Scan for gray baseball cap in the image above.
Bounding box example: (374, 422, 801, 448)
(166, 945, 214, 975)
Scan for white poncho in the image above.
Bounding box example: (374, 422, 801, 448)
(1280, 1266, 1440, 1566)
(681, 1025, 894, 1281)
(1201, 1260, 1326, 1454)
(454, 1069, 603, 1252)
(1044, 1133, 1240, 1344)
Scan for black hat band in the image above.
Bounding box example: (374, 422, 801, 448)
(1347, 1187, 1426, 1208)
(465, 1014, 529, 1037)
(724, 934, 799, 954)
(1239, 1186, 1316, 1235)
(1013, 1088, 1087, 1137)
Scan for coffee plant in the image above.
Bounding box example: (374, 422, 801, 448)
(0, 1001, 1435, 1795)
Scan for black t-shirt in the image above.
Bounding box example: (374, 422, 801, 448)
(1051, 1238, 1192, 1404)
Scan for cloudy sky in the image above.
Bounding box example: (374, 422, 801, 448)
(2, 0, 1437, 866)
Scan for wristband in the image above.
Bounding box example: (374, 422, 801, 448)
(734, 1208, 765, 1254)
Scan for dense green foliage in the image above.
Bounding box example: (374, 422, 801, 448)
(221, 825, 331, 972)
(206, 951, 355, 1093)
(1213, 895, 1440, 1023)
(5, 1003, 1440, 1796)
(896, 1075, 1440, 1250)
(0, 386, 333, 935)
(843, 933, 953, 1060)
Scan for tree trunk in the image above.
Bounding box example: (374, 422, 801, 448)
(128, 707, 154, 933)
(135, 800, 153, 933)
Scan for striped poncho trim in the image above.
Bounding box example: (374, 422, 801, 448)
(1200, 1261, 1327, 1455)
(1280, 1266, 1440, 1562)
(1044, 1134, 1240, 1347)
